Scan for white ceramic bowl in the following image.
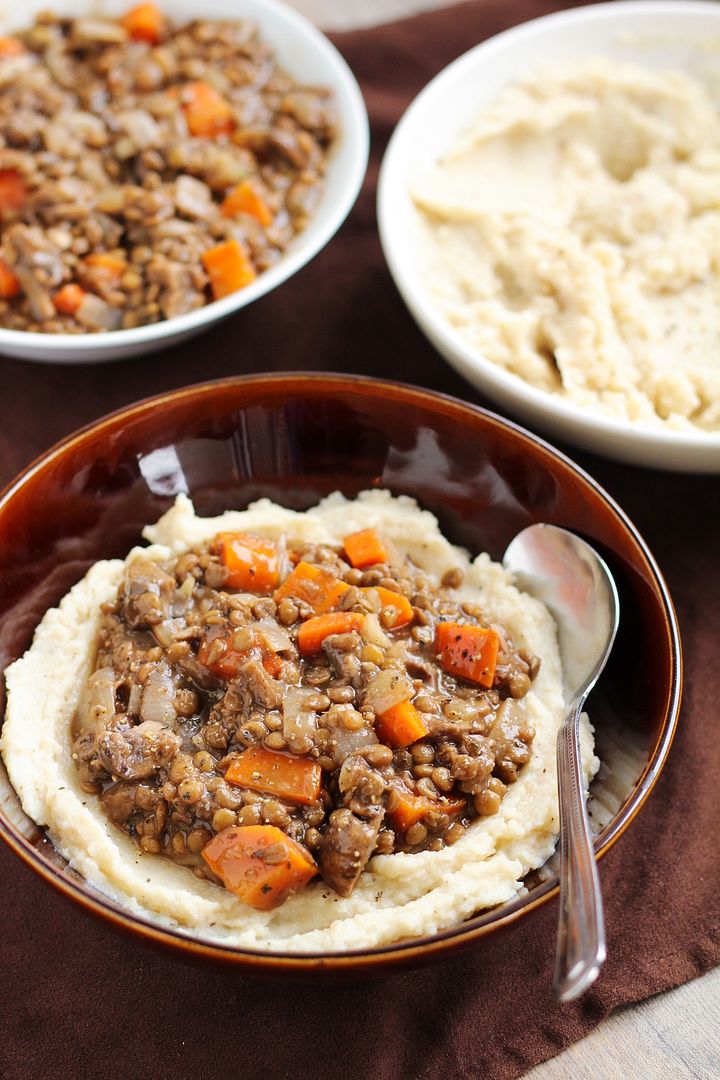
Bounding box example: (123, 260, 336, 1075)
(0, 0, 368, 363)
(378, 1, 720, 473)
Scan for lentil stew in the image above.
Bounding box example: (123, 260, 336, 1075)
(72, 524, 539, 909)
(0, 6, 337, 332)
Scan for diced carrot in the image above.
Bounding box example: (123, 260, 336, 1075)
(274, 561, 349, 614)
(83, 252, 127, 281)
(262, 652, 283, 677)
(201, 239, 256, 300)
(297, 612, 364, 657)
(387, 787, 466, 834)
(217, 531, 279, 594)
(435, 622, 499, 688)
(197, 636, 244, 680)
(343, 528, 389, 569)
(121, 2, 166, 43)
(0, 37, 25, 57)
(53, 283, 87, 315)
(182, 81, 234, 138)
(197, 635, 282, 680)
(374, 700, 428, 748)
(0, 259, 21, 299)
(0, 169, 27, 213)
(202, 824, 317, 910)
(225, 746, 322, 805)
(220, 180, 273, 226)
(364, 586, 413, 629)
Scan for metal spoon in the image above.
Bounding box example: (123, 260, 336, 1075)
(503, 524, 619, 1002)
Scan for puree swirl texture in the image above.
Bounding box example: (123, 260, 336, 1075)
(413, 58, 720, 432)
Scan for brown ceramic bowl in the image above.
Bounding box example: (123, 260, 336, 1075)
(0, 374, 681, 974)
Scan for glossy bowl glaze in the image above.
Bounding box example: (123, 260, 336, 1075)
(377, 1, 720, 472)
(0, 0, 368, 364)
(0, 375, 681, 973)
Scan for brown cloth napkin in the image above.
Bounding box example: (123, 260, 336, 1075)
(1, 3, 719, 1078)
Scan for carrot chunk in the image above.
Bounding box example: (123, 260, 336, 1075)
(274, 561, 349, 613)
(262, 652, 283, 677)
(387, 788, 466, 834)
(221, 180, 273, 225)
(0, 37, 25, 58)
(0, 259, 21, 299)
(202, 239, 256, 300)
(297, 612, 365, 657)
(217, 531, 279, 594)
(202, 825, 317, 910)
(225, 746, 322, 805)
(435, 622, 499, 688)
(197, 635, 282, 680)
(0, 169, 27, 213)
(53, 283, 87, 315)
(83, 252, 127, 281)
(374, 700, 428, 748)
(121, 2, 166, 43)
(343, 528, 389, 569)
(364, 586, 413, 629)
(197, 636, 243, 680)
(182, 81, 234, 138)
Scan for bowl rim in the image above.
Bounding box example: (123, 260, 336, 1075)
(376, 0, 720, 462)
(0, 0, 369, 355)
(0, 373, 683, 970)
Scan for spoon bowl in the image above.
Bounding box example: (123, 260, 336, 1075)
(504, 524, 620, 1001)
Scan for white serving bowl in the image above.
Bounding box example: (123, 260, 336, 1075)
(377, 1, 720, 473)
(0, 0, 368, 363)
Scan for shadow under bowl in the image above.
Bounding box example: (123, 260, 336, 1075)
(0, 374, 681, 974)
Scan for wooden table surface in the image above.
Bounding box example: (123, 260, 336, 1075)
(290, 0, 720, 1076)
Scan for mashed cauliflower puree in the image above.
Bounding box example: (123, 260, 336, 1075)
(413, 58, 720, 432)
(1, 491, 597, 953)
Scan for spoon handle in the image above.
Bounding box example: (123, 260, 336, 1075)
(553, 699, 606, 1002)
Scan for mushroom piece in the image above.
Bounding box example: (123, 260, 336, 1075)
(317, 808, 384, 897)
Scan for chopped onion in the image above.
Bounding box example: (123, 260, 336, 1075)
(44, 44, 74, 91)
(155, 219, 196, 238)
(73, 18, 128, 43)
(282, 687, 318, 742)
(152, 620, 178, 648)
(361, 613, 391, 649)
(127, 683, 142, 718)
(362, 588, 382, 615)
(140, 663, 177, 725)
(275, 532, 289, 588)
(175, 174, 213, 218)
(76, 292, 122, 331)
(331, 726, 376, 766)
(363, 667, 413, 715)
(117, 108, 160, 150)
(153, 617, 188, 646)
(257, 618, 293, 654)
(76, 667, 116, 732)
(235, 592, 262, 608)
(178, 575, 195, 600)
